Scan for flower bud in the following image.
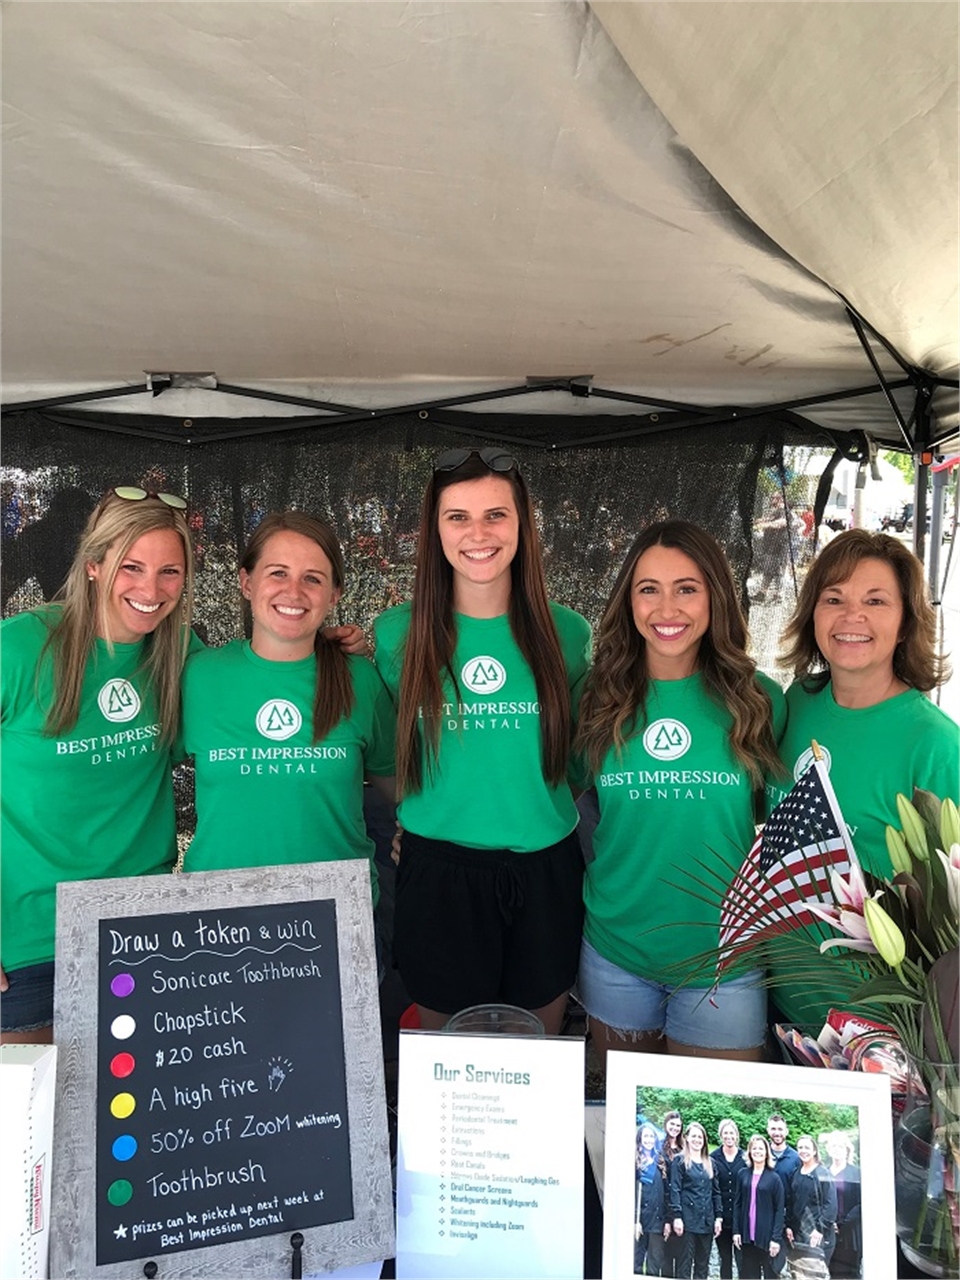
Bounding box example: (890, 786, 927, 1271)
(863, 897, 906, 967)
(940, 798, 960, 852)
(885, 826, 912, 875)
(896, 794, 929, 863)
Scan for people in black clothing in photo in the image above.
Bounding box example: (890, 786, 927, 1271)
(711, 1118, 748, 1279)
(668, 1122, 722, 1279)
(825, 1132, 862, 1278)
(788, 1136, 838, 1274)
(660, 1111, 685, 1277)
(635, 1122, 670, 1275)
(766, 1114, 799, 1275)
(733, 1135, 785, 1279)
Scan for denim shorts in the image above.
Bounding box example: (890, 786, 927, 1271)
(1, 961, 55, 1033)
(576, 938, 766, 1050)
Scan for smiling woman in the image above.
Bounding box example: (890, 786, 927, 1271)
(0, 486, 197, 1042)
(179, 512, 396, 913)
(574, 521, 786, 1070)
(767, 529, 959, 1027)
(372, 448, 591, 1033)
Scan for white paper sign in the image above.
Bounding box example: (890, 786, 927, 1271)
(395, 1031, 584, 1279)
(0, 1045, 58, 1280)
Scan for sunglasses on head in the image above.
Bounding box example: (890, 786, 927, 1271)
(434, 447, 519, 474)
(111, 486, 187, 511)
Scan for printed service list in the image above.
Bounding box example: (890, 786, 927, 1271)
(95, 900, 353, 1265)
(395, 1032, 584, 1279)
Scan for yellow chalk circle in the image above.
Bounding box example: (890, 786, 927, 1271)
(110, 1092, 136, 1119)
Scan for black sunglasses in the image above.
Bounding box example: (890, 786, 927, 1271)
(434, 447, 519, 474)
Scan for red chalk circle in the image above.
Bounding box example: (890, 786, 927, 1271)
(110, 1052, 135, 1078)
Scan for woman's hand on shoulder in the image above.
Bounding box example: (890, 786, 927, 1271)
(322, 624, 371, 657)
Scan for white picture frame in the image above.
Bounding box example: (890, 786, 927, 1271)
(602, 1051, 896, 1279)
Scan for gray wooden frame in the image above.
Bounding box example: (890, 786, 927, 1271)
(50, 861, 394, 1279)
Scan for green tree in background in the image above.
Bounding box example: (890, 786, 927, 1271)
(883, 450, 915, 485)
(636, 1086, 860, 1157)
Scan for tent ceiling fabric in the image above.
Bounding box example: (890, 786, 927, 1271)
(2, 2, 957, 445)
(592, 1, 959, 377)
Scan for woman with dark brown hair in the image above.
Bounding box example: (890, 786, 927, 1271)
(768, 529, 958, 1027)
(181, 511, 396, 895)
(372, 447, 591, 1032)
(574, 520, 786, 1069)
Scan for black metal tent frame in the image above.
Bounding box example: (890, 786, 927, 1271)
(2, 295, 956, 446)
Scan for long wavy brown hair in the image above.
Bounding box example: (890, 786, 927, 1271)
(42, 489, 195, 744)
(240, 511, 353, 741)
(575, 520, 782, 784)
(780, 529, 947, 691)
(395, 451, 570, 796)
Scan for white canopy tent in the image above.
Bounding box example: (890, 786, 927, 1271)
(2, 1, 957, 452)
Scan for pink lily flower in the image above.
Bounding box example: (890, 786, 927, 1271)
(807, 862, 881, 954)
(937, 843, 960, 917)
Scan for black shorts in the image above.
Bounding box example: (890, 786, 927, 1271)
(393, 830, 585, 1015)
(0, 961, 55, 1032)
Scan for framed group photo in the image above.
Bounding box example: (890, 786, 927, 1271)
(602, 1052, 896, 1279)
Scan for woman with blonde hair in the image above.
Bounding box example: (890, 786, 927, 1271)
(373, 447, 590, 1032)
(711, 1118, 748, 1278)
(768, 529, 958, 1026)
(668, 1120, 722, 1278)
(575, 520, 786, 1068)
(824, 1132, 861, 1278)
(1, 485, 196, 1042)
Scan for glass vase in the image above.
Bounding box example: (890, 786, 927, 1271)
(894, 1059, 960, 1277)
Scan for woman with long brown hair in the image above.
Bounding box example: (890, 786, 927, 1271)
(373, 447, 591, 1032)
(575, 520, 786, 1069)
(2, 485, 196, 1043)
(668, 1121, 723, 1279)
(181, 511, 395, 892)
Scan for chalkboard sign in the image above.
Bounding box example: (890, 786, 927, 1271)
(51, 862, 394, 1280)
(96, 898, 351, 1264)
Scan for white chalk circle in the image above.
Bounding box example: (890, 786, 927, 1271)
(110, 1014, 136, 1040)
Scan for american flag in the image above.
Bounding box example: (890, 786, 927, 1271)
(716, 755, 855, 980)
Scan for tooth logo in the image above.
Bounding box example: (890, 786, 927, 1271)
(794, 746, 832, 781)
(256, 699, 302, 741)
(642, 718, 691, 761)
(461, 656, 507, 695)
(97, 679, 141, 723)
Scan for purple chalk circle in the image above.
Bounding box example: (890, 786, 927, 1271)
(110, 1014, 136, 1040)
(110, 973, 135, 998)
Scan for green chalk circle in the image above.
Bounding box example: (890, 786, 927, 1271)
(107, 1179, 133, 1206)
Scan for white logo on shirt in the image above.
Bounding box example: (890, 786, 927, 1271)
(97, 679, 141, 723)
(793, 745, 832, 781)
(255, 699, 302, 741)
(461, 656, 507, 695)
(642, 718, 691, 761)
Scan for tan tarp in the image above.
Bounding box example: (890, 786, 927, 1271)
(2, 2, 957, 444)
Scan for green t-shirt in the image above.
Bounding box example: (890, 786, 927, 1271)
(765, 679, 959, 1027)
(180, 641, 395, 899)
(373, 601, 591, 851)
(583, 672, 787, 985)
(1, 608, 184, 973)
